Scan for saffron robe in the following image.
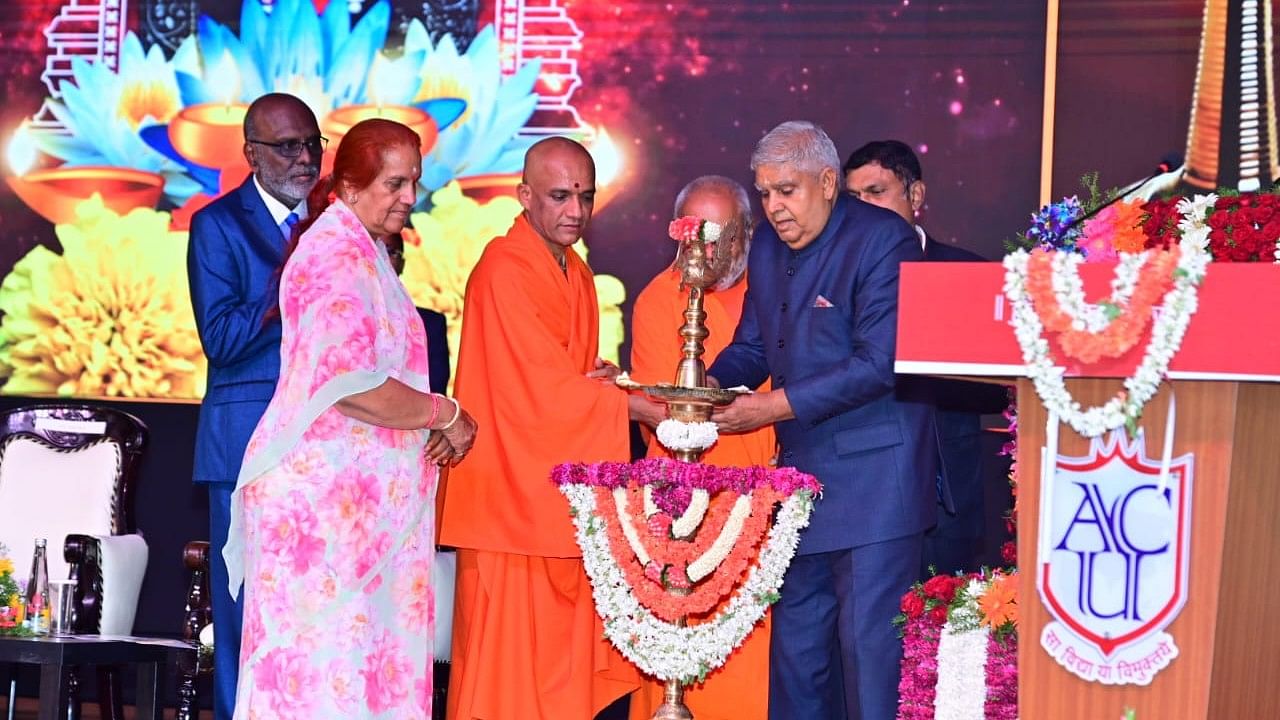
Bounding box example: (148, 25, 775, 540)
(440, 214, 638, 719)
(627, 268, 775, 720)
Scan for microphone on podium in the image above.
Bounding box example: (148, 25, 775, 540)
(1065, 152, 1184, 232)
(1154, 152, 1183, 175)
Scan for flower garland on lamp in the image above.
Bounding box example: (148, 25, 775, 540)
(1002, 194, 1215, 437)
(553, 458, 820, 683)
(655, 419, 719, 453)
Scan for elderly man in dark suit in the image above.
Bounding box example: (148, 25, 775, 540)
(844, 140, 1009, 576)
(187, 93, 322, 720)
(709, 121, 938, 720)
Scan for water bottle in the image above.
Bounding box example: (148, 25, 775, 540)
(24, 538, 50, 635)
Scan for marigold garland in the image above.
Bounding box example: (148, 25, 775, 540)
(634, 485, 736, 567)
(597, 485, 777, 620)
(1023, 245, 1180, 363)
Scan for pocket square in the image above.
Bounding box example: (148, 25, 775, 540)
(813, 294, 835, 308)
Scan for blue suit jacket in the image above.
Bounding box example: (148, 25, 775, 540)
(710, 195, 938, 554)
(188, 179, 285, 484)
(415, 306, 451, 393)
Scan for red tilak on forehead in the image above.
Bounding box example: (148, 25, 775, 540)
(574, 182, 581, 188)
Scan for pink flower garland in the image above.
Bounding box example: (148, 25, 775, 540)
(984, 633, 1018, 720)
(552, 458, 821, 514)
(895, 614, 1019, 720)
(897, 612, 944, 719)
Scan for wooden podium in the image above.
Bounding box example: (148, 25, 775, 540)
(897, 262, 1280, 719)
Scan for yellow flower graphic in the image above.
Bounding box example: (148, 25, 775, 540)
(0, 195, 207, 398)
(0, 558, 12, 576)
(401, 182, 626, 392)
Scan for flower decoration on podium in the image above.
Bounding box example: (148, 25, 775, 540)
(895, 570, 1019, 720)
(1004, 179, 1280, 437)
(1003, 192, 1214, 436)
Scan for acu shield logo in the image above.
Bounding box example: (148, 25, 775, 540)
(1037, 430, 1193, 686)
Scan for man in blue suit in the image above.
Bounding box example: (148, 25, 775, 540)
(844, 140, 1010, 576)
(187, 93, 323, 720)
(709, 121, 937, 720)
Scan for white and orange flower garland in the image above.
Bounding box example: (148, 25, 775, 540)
(554, 460, 819, 683)
(1025, 248, 1180, 364)
(1002, 194, 1215, 437)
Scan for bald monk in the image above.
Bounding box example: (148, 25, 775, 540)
(627, 175, 775, 720)
(441, 137, 664, 720)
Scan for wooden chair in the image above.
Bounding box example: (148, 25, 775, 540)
(175, 541, 211, 720)
(0, 404, 148, 720)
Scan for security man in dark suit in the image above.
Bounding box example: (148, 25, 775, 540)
(844, 140, 1010, 576)
(386, 231, 451, 393)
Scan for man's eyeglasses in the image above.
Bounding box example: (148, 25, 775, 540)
(247, 136, 329, 158)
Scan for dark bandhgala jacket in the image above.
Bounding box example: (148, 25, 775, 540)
(710, 194, 939, 554)
(416, 307, 451, 393)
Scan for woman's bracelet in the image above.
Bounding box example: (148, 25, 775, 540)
(438, 395, 462, 431)
(425, 393, 442, 428)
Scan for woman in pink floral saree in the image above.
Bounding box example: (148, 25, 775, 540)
(223, 119, 477, 720)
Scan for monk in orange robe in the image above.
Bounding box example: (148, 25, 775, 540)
(440, 137, 664, 720)
(627, 176, 775, 720)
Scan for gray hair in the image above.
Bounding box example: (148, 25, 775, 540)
(672, 175, 754, 290)
(749, 120, 841, 177)
(673, 175, 753, 229)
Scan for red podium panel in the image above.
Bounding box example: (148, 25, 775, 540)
(896, 262, 1280, 720)
(896, 262, 1280, 381)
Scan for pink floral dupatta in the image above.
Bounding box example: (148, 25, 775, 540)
(222, 199, 434, 598)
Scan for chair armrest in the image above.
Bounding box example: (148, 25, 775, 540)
(175, 542, 212, 720)
(64, 534, 149, 635)
(65, 534, 104, 634)
(182, 541, 212, 644)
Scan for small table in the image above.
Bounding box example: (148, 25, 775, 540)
(0, 634, 190, 720)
